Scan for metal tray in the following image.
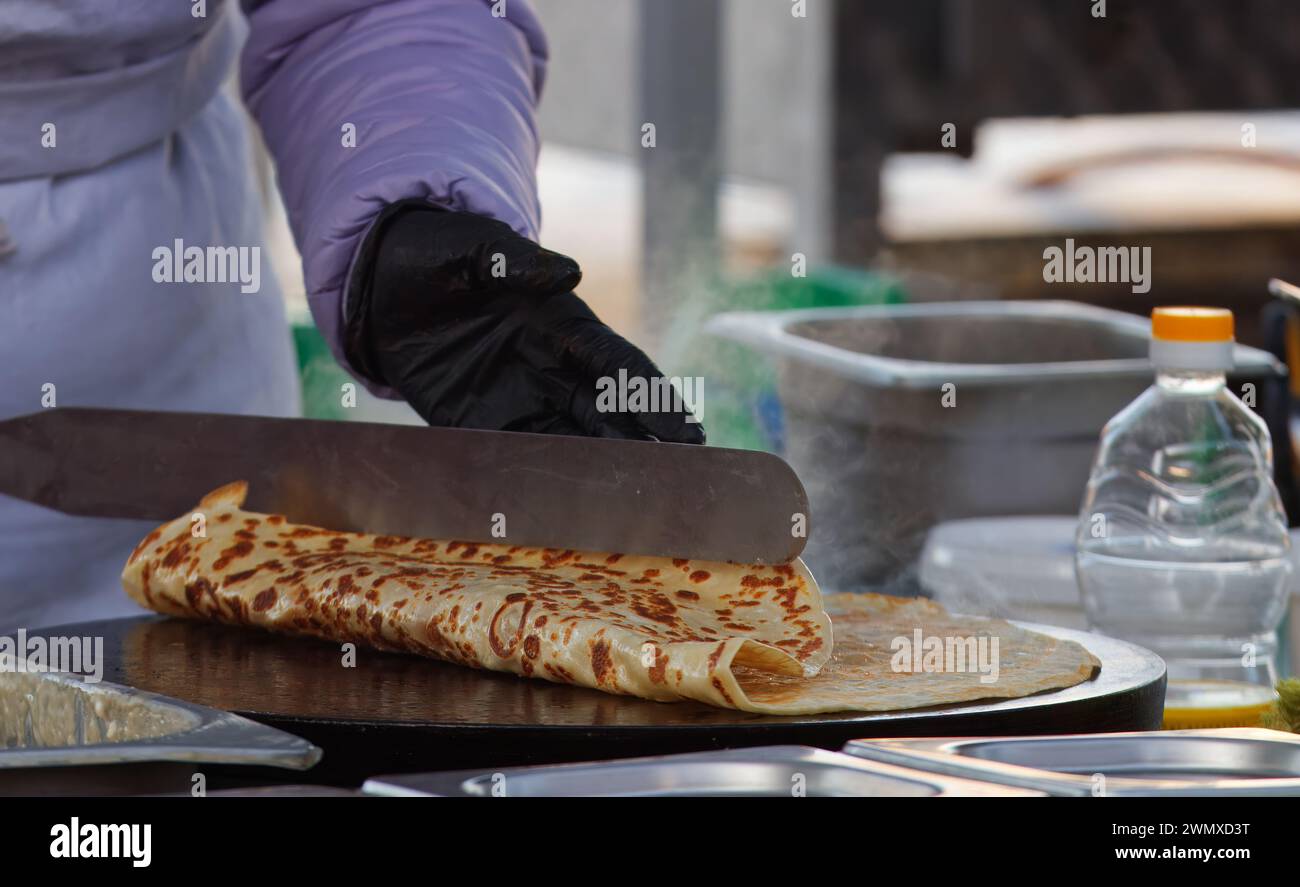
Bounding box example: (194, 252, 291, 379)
(1, 665, 321, 793)
(705, 300, 1281, 389)
(844, 728, 1300, 796)
(362, 745, 1043, 797)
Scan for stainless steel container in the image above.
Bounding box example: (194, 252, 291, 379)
(707, 300, 1285, 590)
(844, 728, 1300, 796)
(362, 745, 1041, 797)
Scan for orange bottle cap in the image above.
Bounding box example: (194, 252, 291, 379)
(1151, 307, 1234, 342)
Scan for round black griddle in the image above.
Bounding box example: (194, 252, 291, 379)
(38, 616, 1165, 786)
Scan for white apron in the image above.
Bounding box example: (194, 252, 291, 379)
(0, 3, 300, 630)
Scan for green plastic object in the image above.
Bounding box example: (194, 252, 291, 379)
(292, 322, 354, 421)
(669, 266, 907, 452)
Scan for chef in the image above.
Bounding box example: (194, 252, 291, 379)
(0, 0, 702, 631)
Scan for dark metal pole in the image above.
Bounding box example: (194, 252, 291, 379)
(638, 0, 722, 355)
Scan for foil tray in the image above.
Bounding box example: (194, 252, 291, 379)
(844, 728, 1300, 796)
(1, 665, 321, 777)
(362, 745, 1043, 797)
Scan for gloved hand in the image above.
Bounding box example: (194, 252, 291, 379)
(344, 204, 705, 442)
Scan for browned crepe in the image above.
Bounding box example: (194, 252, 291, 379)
(121, 482, 830, 711)
(121, 483, 1099, 714)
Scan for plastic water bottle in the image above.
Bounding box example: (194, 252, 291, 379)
(1075, 307, 1292, 721)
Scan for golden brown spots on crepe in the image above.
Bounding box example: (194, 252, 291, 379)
(647, 645, 668, 684)
(707, 641, 727, 672)
(543, 549, 576, 568)
(797, 636, 825, 659)
(223, 568, 259, 587)
(161, 540, 191, 569)
(128, 529, 162, 565)
(589, 638, 613, 686)
(488, 599, 532, 658)
(184, 578, 209, 611)
(630, 592, 678, 627)
(213, 540, 253, 570)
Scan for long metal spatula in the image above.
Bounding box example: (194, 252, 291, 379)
(0, 408, 809, 564)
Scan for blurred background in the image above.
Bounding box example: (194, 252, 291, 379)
(257, 1, 1300, 661)
(266, 0, 1300, 421)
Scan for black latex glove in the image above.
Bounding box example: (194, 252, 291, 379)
(344, 203, 705, 442)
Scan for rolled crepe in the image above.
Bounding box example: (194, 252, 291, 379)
(122, 483, 1098, 714)
(122, 482, 831, 711)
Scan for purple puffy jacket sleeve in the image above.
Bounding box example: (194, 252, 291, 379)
(239, 0, 546, 394)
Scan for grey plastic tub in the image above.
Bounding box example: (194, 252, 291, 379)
(706, 300, 1285, 590)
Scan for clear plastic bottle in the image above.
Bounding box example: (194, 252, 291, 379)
(1075, 307, 1291, 718)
